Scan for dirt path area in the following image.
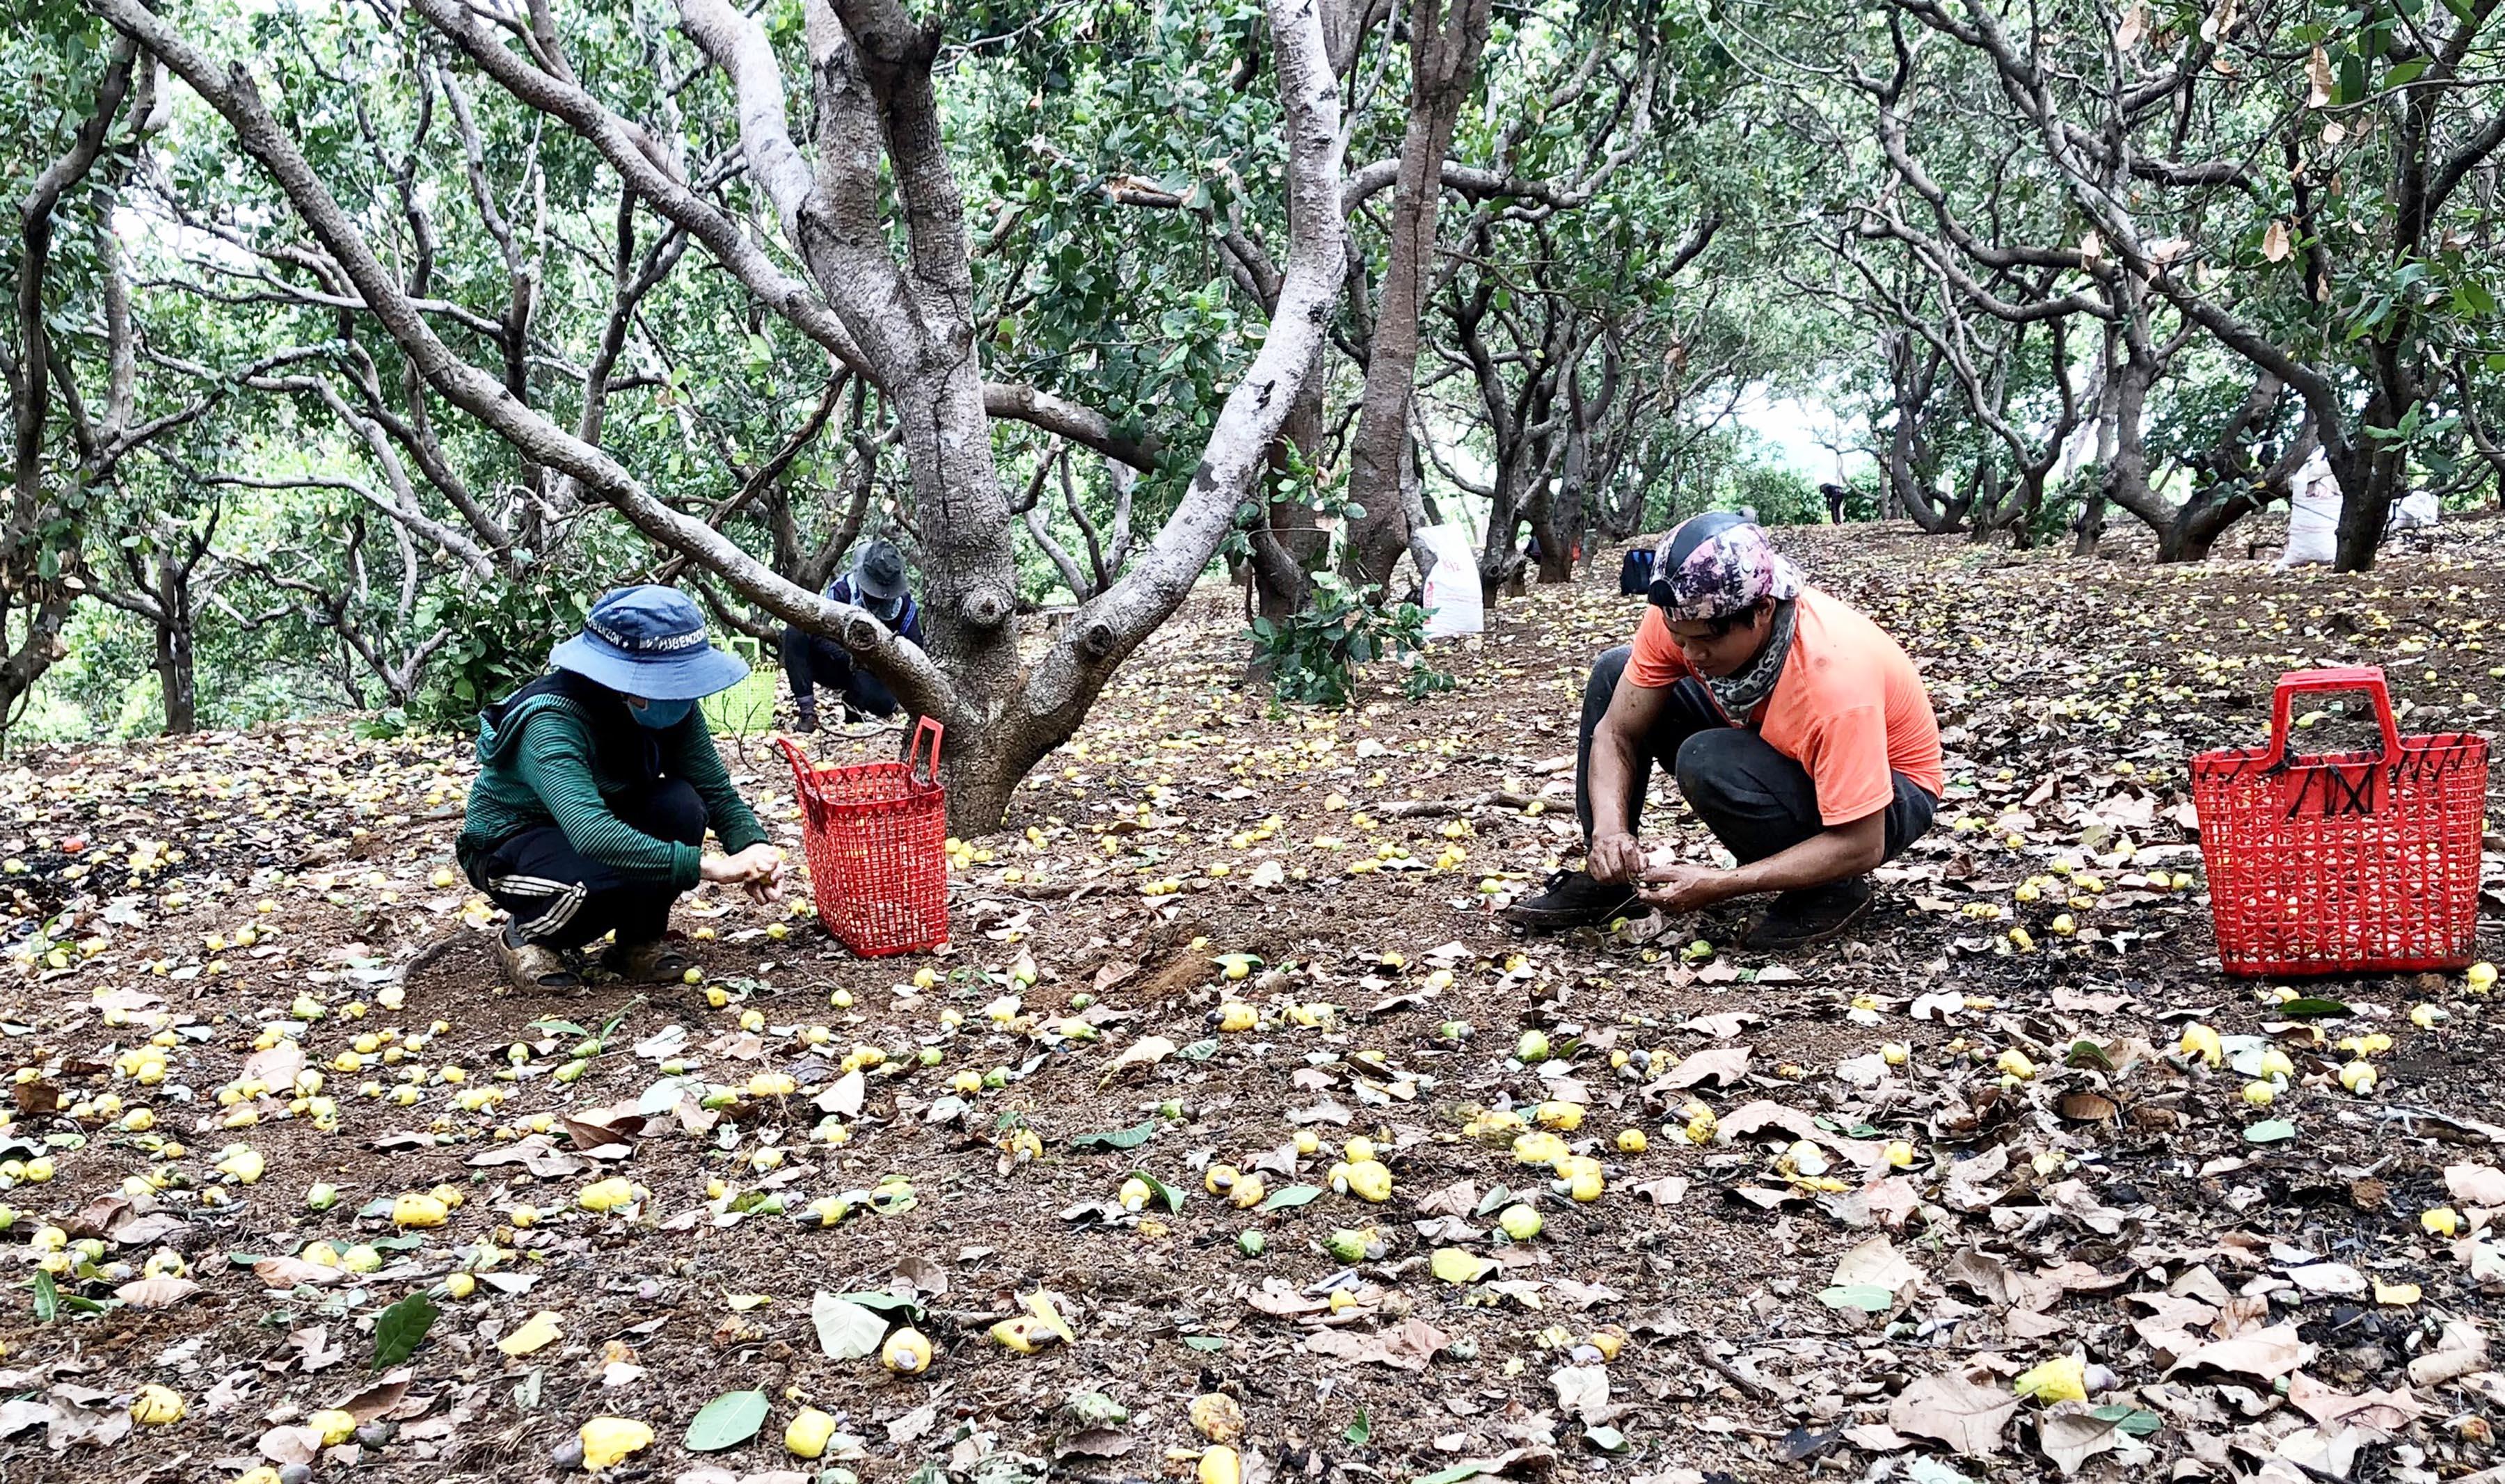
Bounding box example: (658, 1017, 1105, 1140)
(3, 521, 2504, 1484)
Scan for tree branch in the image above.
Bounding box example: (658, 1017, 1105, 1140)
(97, 0, 955, 721)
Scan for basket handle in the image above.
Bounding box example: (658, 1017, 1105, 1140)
(905, 717, 945, 786)
(774, 734, 823, 804)
(2266, 667, 2403, 769)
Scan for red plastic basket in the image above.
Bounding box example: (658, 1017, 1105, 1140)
(776, 721, 950, 957)
(2190, 667, 2488, 977)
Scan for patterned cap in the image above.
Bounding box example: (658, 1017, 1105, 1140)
(1649, 512, 1803, 622)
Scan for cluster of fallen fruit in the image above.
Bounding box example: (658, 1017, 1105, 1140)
(8, 529, 2505, 1479)
(7, 919, 2502, 1475)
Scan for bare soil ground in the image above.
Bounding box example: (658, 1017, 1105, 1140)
(4, 519, 2505, 1484)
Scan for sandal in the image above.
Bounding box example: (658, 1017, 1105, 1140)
(496, 923, 582, 993)
(603, 936, 695, 984)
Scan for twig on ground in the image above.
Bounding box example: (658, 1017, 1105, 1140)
(1368, 790, 1536, 818)
(1689, 1338, 1776, 1402)
(395, 927, 477, 983)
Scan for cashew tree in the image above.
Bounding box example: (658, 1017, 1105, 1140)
(90, 0, 1349, 829)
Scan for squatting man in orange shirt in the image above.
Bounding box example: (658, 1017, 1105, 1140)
(1506, 512, 1946, 949)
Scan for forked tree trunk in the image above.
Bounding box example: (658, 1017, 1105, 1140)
(155, 567, 198, 735)
(109, 0, 1354, 833)
(2332, 351, 2415, 572)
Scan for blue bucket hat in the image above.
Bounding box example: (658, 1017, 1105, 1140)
(548, 585, 750, 701)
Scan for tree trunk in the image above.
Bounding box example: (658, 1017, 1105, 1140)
(157, 620, 198, 734)
(2084, 337, 2171, 558)
(0, 595, 77, 746)
(2154, 369, 2290, 564)
(2163, 465, 2291, 564)
(1249, 355, 1325, 630)
(2455, 358, 2505, 507)
(1477, 477, 1527, 602)
(2105, 353, 2156, 539)
(2331, 436, 2403, 573)
(1532, 417, 1583, 584)
(1882, 349, 1961, 532)
(1342, 0, 1492, 587)
(2007, 470, 2045, 549)
(2160, 512, 2220, 564)
(1964, 458, 2003, 543)
(1529, 495, 1571, 584)
(155, 561, 198, 735)
(2332, 350, 2416, 571)
(1396, 436, 1441, 595)
(2071, 493, 2106, 555)
(125, 0, 1354, 835)
(3, 38, 140, 747)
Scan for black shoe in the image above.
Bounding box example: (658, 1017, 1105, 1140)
(1743, 878, 1875, 951)
(792, 710, 819, 734)
(1503, 868, 1640, 932)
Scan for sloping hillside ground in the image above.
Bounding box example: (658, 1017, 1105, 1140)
(4, 519, 2505, 1484)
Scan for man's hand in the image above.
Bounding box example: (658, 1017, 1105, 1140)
(1637, 861, 1729, 913)
(702, 843, 788, 903)
(1586, 832, 1648, 884)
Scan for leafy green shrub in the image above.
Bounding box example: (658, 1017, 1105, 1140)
(1247, 574, 1449, 708)
(411, 577, 591, 729)
(1724, 464, 1824, 526)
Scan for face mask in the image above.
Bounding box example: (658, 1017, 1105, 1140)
(629, 696, 694, 730)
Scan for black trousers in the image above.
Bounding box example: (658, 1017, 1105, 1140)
(779, 627, 898, 720)
(481, 778, 708, 949)
(1573, 644, 1937, 868)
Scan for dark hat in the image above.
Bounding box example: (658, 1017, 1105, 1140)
(548, 585, 749, 701)
(852, 539, 909, 605)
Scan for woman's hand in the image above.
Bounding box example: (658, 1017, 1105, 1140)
(701, 843, 788, 902)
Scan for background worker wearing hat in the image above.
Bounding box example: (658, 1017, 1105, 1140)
(458, 586, 786, 993)
(780, 538, 923, 730)
(1506, 513, 1944, 949)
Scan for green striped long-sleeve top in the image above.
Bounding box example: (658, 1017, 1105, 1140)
(455, 677, 768, 893)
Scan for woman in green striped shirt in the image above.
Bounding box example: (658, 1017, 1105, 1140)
(458, 586, 786, 992)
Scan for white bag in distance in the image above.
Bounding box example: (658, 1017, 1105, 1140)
(2389, 488, 2440, 532)
(2278, 448, 2341, 568)
(1417, 524, 1484, 639)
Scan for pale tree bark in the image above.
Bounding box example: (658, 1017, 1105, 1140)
(3, 42, 136, 736)
(1829, 239, 2083, 547)
(1840, 19, 2222, 557)
(1094, 9, 1656, 611)
(2161, 372, 2314, 563)
(94, 0, 1349, 831)
(1341, 0, 1492, 588)
(410, 0, 1157, 479)
(2458, 356, 2505, 507)
(1015, 449, 1136, 603)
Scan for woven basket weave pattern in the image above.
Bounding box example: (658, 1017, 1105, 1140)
(777, 725, 949, 957)
(2190, 668, 2487, 976)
